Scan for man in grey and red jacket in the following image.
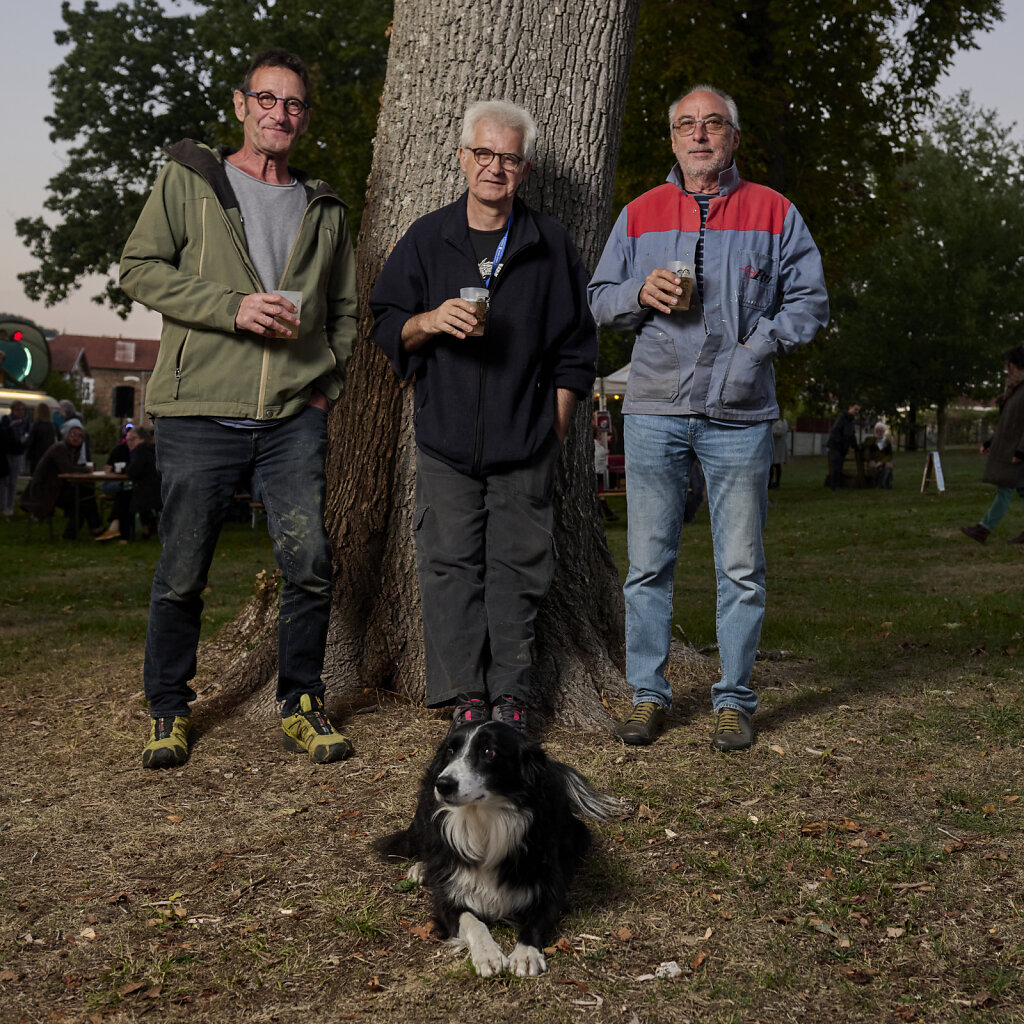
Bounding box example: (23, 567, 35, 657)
(589, 84, 829, 751)
(371, 99, 596, 734)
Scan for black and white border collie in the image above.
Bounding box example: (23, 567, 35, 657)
(375, 720, 624, 977)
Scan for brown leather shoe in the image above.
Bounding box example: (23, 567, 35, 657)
(960, 524, 990, 544)
(710, 708, 754, 752)
(618, 702, 666, 745)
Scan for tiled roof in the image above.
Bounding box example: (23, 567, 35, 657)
(50, 334, 159, 373)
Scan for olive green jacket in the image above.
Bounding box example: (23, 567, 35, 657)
(120, 140, 357, 421)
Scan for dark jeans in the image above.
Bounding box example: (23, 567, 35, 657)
(144, 410, 332, 718)
(414, 438, 559, 707)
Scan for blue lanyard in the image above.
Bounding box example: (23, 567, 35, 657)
(484, 211, 513, 288)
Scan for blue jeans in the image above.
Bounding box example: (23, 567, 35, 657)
(144, 410, 332, 718)
(980, 485, 1024, 532)
(623, 415, 772, 717)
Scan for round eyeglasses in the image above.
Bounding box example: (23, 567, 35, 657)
(671, 115, 735, 136)
(244, 91, 310, 117)
(468, 147, 524, 171)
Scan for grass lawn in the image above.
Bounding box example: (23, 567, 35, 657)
(0, 449, 1021, 1023)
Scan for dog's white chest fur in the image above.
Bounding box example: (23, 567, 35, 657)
(435, 801, 536, 919)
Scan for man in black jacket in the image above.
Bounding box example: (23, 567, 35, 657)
(827, 402, 861, 490)
(370, 100, 596, 733)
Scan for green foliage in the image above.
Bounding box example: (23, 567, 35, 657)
(17, 0, 391, 315)
(811, 94, 1024, 430)
(84, 411, 120, 455)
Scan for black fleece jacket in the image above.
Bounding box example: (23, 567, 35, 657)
(370, 193, 596, 476)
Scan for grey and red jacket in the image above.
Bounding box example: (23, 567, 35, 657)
(588, 163, 829, 423)
(370, 192, 596, 476)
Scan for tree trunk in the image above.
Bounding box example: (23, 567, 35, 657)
(200, 0, 641, 731)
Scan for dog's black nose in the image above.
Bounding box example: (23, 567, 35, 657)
(434, 775, 458, 801)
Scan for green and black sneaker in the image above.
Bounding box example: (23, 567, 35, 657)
(142, 716, 192, 769)
(281, 694, 354, 764)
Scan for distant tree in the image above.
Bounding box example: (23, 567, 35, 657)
(811, 94, 1024, 450)
(16, 0, 391, 315)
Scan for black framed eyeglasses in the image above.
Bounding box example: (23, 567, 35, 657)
(671, 115, 735, 136)
(468, 147, 524, 171)
(244, 91, 310, 117)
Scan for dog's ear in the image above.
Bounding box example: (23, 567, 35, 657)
(519, 740, 548, 791)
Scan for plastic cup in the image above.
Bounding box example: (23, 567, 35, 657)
(665, 261, 694, 311)
(460, 287, 489, 337)
(271, 290, 302, 338)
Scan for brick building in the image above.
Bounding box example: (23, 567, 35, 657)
(49, 334, 160, 424)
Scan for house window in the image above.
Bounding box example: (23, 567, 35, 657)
(115, 341, 136, 363)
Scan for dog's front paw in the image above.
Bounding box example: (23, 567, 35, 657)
(509, 943, 547, 977)
(406, 861, 427, 885)
(470, 943, 509, 978)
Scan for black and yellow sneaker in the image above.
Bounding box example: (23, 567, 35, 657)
(142, 716, 192, 769)
(617, 702, 666, 745)
(281, 694, 354, 764)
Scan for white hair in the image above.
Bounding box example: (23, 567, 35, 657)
(460, 100, 537, 161)
(668, 85, 740, 131)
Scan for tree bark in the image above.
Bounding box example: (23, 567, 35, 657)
(200, 0, 641, 730)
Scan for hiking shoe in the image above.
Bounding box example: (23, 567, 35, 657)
(281, 694, 354, 763)
(618, 702, 665, 745)
(491, 695, 528, 732)
(710, 708, 753, 752)
(960, 524, 990, 544)
(1008, 530, 1024, 544)
(452, 696, 491, 726)
(142, 716, 192, 769)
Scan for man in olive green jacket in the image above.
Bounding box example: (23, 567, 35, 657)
(120, 48, 357, 770)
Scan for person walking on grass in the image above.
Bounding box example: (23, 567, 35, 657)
(960, 344, 1024, 545)
(588, 85, 829, 751)
(120, 48, 357, 769)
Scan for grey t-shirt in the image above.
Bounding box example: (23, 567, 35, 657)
(219, 162, 308, 430)
(225, 160, 307, 290)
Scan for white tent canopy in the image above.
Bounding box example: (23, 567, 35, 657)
(596, 362, 630, 399)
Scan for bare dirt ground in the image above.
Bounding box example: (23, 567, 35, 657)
(2, 641, 1021, 1024)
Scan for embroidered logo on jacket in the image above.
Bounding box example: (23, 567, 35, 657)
(740, 264, 773, 283)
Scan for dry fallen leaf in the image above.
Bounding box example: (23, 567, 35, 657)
(886, 927, 905, 938)
(613, 926, 637, 942)
(409, 922, 434, 941)
(769, 743, 785, 756)
(836, 965, 876, 984)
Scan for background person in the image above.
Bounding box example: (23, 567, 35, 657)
(867, 420, 893, 489)
(26, 403, 58, 473)
(769, 416, 789, 489)
(826, 403, 860, 490)
(0, 400, 30, 516)
(960, 344, 1024, 544)
(20, 419, 102, 538)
